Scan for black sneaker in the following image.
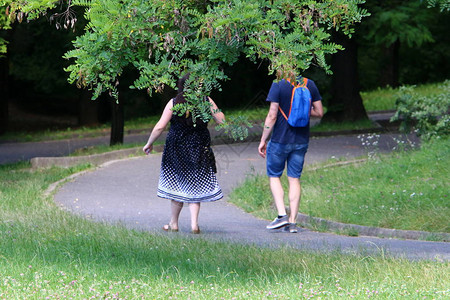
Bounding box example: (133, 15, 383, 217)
(282, 223, 298, 233)
(266, 215, 289, 229)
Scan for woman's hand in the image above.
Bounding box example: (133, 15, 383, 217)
(143, 143, 153, 155)
(208, 97, 225, 124)
(143, 99, 174, 155)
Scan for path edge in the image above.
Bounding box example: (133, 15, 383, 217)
(297, 213, 450, 242)
(43, 154, 450, 243)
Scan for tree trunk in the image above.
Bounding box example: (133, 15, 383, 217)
(78, 89, 99, 126)
(322, 30, 368, 123)
(109, 96, 124, 145)
(0, 56, 8, 135)
(379, 39, 400, 88)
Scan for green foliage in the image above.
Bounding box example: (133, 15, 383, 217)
(0, 5, 11, 56)
(5, 0, 368, 139)
(391, 80, 450, 140)
(0, 41, 6, 54)
(363, 1, 434, 48)
(427, 0, 450, 11)
(215, 115, 253, 141)
(1, 0, 60, 20)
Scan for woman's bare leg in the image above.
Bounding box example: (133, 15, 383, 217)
(166, 200, 183, 230)
(189, 202, 201, 232)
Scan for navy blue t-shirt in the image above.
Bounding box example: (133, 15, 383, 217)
(266, 78, 322, 145)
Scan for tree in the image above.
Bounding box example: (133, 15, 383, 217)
(363, 0, 435, 88)
(3, 0, 368, 143)
(0, 5, 11, 134)
(427, 0, 450, 12)
(0, 49, 7, 135)
(323, 0, 447, 124)
(1, 2, 93, 135)
(323, 28, 368, 123)
(0, 5, 8, 55)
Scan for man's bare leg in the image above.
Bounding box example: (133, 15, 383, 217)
(287, 176, 301, 224)
(269, 177, 287, 216)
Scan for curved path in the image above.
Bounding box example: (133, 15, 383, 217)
(53, 134, 449, 261)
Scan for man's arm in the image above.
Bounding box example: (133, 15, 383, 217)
(258, 102, 279, 158)
(310, 100, 324, 118)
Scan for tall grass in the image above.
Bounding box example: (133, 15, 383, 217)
(0, 161, 448, 298)
(302, 138, 449, 232)
(230, 137, 449, 233)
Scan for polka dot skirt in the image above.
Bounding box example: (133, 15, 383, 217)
(157, 112, 223, 203)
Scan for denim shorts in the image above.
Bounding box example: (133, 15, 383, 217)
(266, 141, 308, 178)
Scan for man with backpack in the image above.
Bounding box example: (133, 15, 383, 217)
(258, 76, 323, 233)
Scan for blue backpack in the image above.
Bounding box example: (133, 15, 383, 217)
(278, 77, 311, 127)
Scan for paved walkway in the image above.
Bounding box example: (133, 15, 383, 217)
(53, 133, 450, 261)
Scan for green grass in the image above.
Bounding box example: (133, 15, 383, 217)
(0, 124, 113, 143)
(230, 137, 450, 233)
(227, 107, 269, 121)
(311, 119, 377, 132)
(0, 161, 449, 298)
(69, 143, 143, 157)
(302, 138, 449, 232)
(361, 81, 448, 111)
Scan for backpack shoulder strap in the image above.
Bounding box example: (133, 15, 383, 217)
(286, 78, 301, 87)
(298, 77, 308, 88)
(278, 77, 305, 120)
(278, 105, 288, 120)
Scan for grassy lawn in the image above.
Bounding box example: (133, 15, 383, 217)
(1, 161, 449, 298)
(361, 81, 448, 112)
(311, 119, 377, 133)
(230, 137, 449, 234)
(69, 143, 143, 157)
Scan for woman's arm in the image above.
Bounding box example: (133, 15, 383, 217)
(209, 97, 225, 124)
(143, 100, 173, 154)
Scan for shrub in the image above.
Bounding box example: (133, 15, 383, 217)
(391, 80, 450, 140)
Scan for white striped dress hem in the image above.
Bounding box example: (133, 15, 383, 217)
(157, 188, 223, 203)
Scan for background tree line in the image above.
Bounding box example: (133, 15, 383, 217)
(0, 0, 448, 143)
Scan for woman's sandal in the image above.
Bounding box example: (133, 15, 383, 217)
(191, 227, 201, 234)
(162, 224, 178, 232)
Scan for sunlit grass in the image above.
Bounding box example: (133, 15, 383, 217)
(230, 137, 449, 233)
(361, 81, 447, 111)
(311, 119, 377, 132)
(0, 159, 449, 298)
(69, 143, 142, 157)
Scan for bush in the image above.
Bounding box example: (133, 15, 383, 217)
(391, 80, 450, 140)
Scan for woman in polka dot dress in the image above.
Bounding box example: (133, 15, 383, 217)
(143, 75, 225, 234)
